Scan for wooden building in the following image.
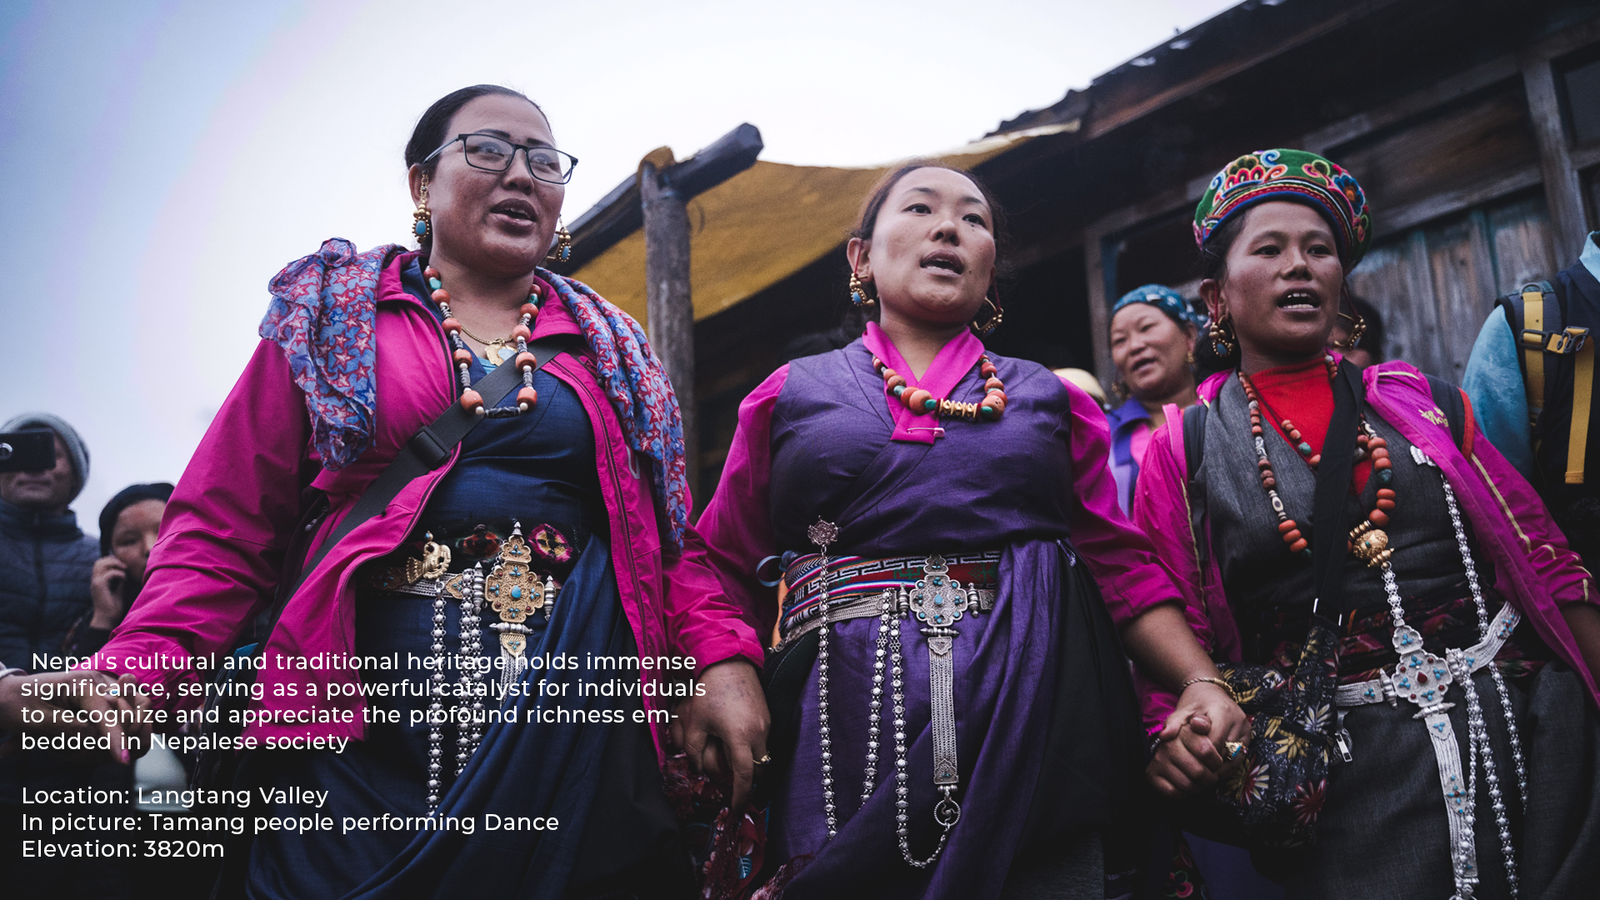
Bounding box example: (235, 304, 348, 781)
(566, 0, 1600, 506)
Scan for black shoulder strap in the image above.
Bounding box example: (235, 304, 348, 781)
(1182, 401, 1210, 566)
(1426, 375, 1467, 451)
(258, 333, 578, 637)
(1183, 401, 1208, 481)
(1495, 288, 1529, 380)
(1311, 361, 1363, 621)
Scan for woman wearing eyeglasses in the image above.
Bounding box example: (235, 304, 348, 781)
(79, 85, 769, 899)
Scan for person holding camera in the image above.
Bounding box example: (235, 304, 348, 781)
(64, 483, 173, 658)
(0, 413, 97, 669)
(0, 412, 140, 898)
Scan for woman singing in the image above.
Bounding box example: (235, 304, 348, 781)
(1137, 149, 1600, 898)
(696, 162, 1247, 899)
(73, 85, 768, 899)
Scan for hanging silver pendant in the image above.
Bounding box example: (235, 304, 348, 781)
(897, 555, 966, 864)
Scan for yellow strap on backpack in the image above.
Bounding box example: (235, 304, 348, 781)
(1523, 286, 1547, 413)
(1568, 334, 1594, 484)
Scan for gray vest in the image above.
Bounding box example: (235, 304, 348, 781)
(1202, 376, 1474, 659)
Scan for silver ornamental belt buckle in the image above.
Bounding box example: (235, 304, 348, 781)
(908, 555, 968, 630)
(1391, 624, 1455, 714)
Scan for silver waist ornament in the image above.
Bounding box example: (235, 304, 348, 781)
(808, 519, 967, 867)
(1342, 445, 1528, 900)
(424, 521, 558, 812)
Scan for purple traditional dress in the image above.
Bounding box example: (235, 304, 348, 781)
(698, 323, 1185, 899)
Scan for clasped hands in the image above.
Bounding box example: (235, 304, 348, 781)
(1146, 680, 1252, 800)
(669, 658, 1247, 806)
(0, 669, 152, 765)
(668, 658, 770, 810)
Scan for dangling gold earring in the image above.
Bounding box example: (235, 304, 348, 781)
(849, 270, 876, 307)
(1207, 315, 1236, 357)
(1333, 299, 1367, 351)
(545, 219, 573, 265)
(412, 174, 432, 245)
(973, 287, 1004, 335)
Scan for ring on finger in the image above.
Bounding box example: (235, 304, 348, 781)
(1224, 740, 1245, 760)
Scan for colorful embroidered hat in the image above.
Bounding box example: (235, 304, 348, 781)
(1112, 284, 1206, 329)
(1194, 149, 1372, 267)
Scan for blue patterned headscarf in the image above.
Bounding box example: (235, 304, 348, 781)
(259, 239, 691, 547)
(1111, 284, 1206, 329)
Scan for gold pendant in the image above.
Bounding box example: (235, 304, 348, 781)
(1349, 520, 1393, 567)
(481, 339, 509, 364)
(483, 524, 549, 624)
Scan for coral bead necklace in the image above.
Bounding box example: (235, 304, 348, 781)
(1237, 354, 1396, 562)
(873, 355, 1008, 421)
(425, 264, 541, 417)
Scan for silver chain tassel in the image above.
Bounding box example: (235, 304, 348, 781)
(807, 519, 841, 838)
(426, 577, 451, 811)
(1395, 449, 1526, 900)
(425, 561, 497, 812)
(1441, 476, 1523, 899)
(805, 518, 963, 866)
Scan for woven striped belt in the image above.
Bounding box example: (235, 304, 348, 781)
(775, 550, 1000, 650)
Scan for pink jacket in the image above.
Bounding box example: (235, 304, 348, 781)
(97, 253, 763, 755)
(1133, 361, 1600, 731)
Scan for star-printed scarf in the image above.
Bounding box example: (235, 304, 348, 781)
(260, 238, 690, 547)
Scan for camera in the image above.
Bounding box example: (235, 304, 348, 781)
(0, 430, 57, 473)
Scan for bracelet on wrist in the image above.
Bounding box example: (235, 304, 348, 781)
(1179, 675, 1240, 703)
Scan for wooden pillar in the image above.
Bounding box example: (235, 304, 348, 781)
(1084, 232, 1115, 389)
(640, 162, 698, 502)
(1522, 56, 1588, 261)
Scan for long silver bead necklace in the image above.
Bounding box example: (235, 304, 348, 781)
(426, 576, 450, 810)
(807, 519, 965, 866)
(1400, 447, 1528, 900)
(808, 520, 840, 836)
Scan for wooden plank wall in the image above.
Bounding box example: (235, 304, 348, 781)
(1078, 18, 1600, 393)
(1348, 192, 1557, 382)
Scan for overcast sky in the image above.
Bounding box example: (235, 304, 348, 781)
(0, 0, 1236, 534)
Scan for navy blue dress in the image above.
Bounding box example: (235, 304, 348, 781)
(247, 260, 687, 900)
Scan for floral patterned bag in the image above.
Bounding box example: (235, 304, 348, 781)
(1205, 617, 1341, 849)
(1179, 361, 1363, 852)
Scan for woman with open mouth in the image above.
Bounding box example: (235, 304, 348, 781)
(65, 85, 769, 900)
(1135, 148, 1600, 899)
(696, 162, 1248, 899)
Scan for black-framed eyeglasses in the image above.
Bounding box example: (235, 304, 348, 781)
(424, 133, 578, 184)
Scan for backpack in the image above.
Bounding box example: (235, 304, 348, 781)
(1495, 280, 1596, 485)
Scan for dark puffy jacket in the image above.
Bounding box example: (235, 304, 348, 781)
(0, 496, 98, 668)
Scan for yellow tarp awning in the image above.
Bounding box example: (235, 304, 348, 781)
(570, 123, 1078, 327)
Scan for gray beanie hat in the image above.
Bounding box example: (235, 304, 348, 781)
(1, 412, 90, 500)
